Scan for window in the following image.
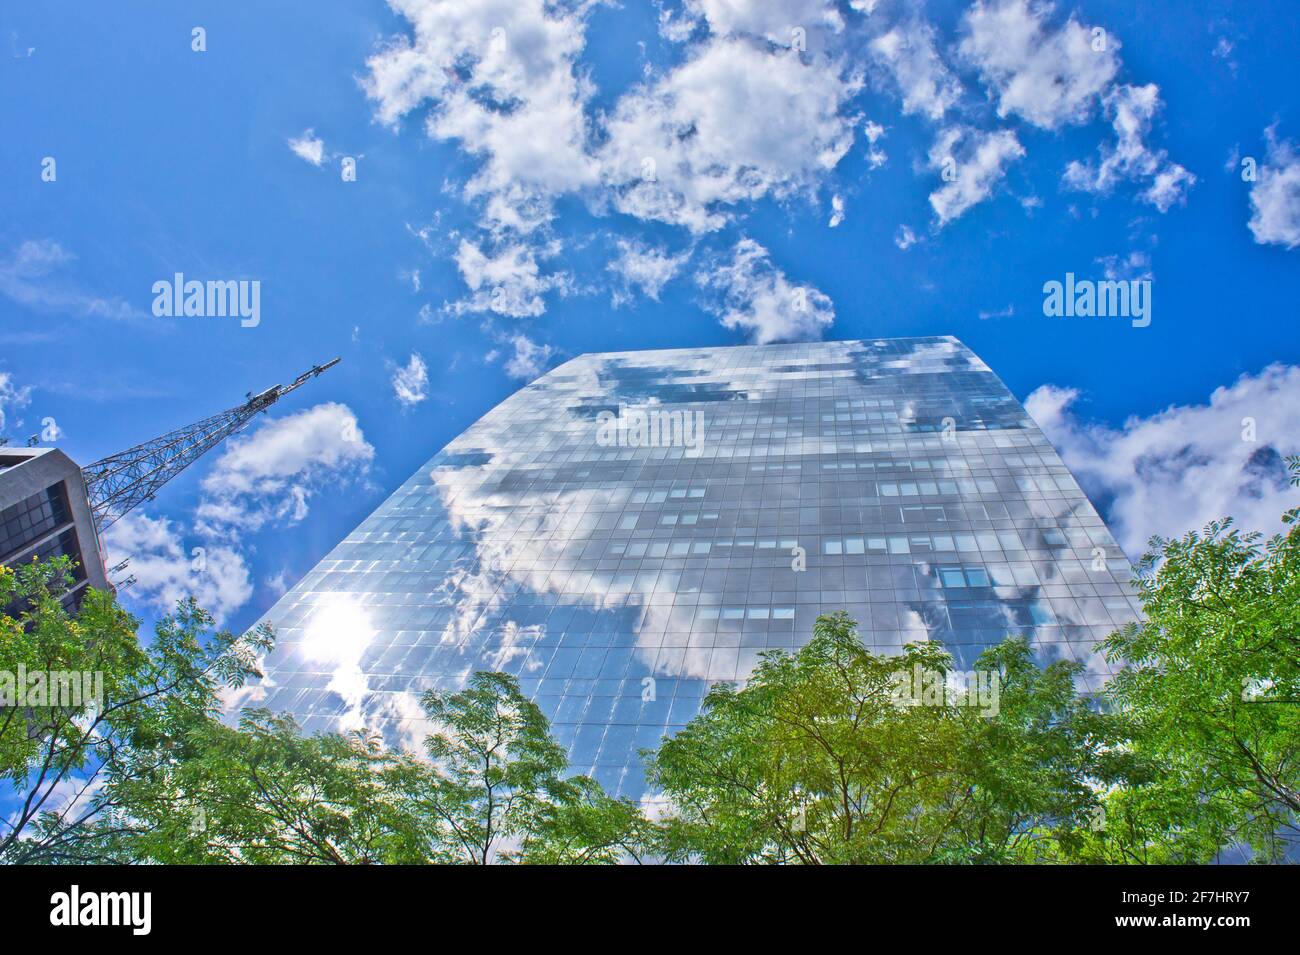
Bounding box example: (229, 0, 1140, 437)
(1029, 601, 1056, 625)
(940, 567, 966, 588)
(0, 484, 71, 560)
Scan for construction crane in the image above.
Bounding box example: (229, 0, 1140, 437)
(82, 358, 341, 532)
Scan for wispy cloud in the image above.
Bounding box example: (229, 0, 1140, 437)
(107, 403, 375, 624)
(196, 402, 374, 538)
(870, 21, 962, 122)
(1063, 84, 1195, 211)
(672, 0, 846, 43)
(828, 194, 845, 228)
(1027, 366, 1300, 558)
(287, 128, 326, 166)
(390, 352, 429, 408)
(608, 237, 691, 304)
(0, 239, 140, 320)
(0, 371, 32, 433)
(697, 238, 835, 344)
(500, 334, 554, 381)
(105, 513, 253, 625)
(449, 238, 570, 318)
(928, 126, 1025, 226)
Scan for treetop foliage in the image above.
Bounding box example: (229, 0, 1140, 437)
(3, 470, 1298, 863)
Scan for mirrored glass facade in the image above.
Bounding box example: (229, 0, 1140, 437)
(249, 337, 1140, 797)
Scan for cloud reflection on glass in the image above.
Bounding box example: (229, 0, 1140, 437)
(248, 338, 1140, 796)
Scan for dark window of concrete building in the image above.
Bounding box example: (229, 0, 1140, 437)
(0, 484, 71, 560)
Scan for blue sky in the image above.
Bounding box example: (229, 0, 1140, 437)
(2, 0, 1298, 636)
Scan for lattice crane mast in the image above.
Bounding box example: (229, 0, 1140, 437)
(82, 358, 341, 532)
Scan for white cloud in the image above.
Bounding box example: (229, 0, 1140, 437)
(104, 513, 253, 625)
(928, 126, 1025, 225)
(863, 119, 887, 168)
(450, 238, 569, 317)
(501, 334, 555, 380)
(0, 371, 32, 433)
(697, 238, 834, 344)
(1062, 84, 1195, 211)
(1142, 162, 1196, 212)
(1247, 128, 1300, 250)
(959, 0, 1192, 214)
(1224, 144, 1241, 174)
(828, 193, 845, 228)
(287, 129, 326, 166)
(364, 0, 599, 233)
(978, 304, 1015, 319)
(1095, 249, 1152, 282)
(0, 239, 139, 320)
(108, 403, 374, 624)
(865, 16, 1029, 229)
(599, 38, 861, 233)
(1026, 366, 1300, 559)
(196, 402, 375, 539)
(266, 569, 290, 597)
(870, 22, 962, 122)
(682, 0, 844, 43)
(659, 6, 699, 43)
(959, 0, 1118, 130)
(1211, 34, 1238, 75)
(608, 237, 690, 302)
(391, 351, 429, 408)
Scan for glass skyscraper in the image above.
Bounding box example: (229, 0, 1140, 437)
(249, 337, 1141, 797)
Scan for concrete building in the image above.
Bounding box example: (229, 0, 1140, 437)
(0, 447, 112, 607)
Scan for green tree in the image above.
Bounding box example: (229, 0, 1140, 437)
(1094, 470, 1300, 863)
(517, 774, 655, 865)
(0, 557, 270, 863)
(391, 671, 647, 864)
(936, 637, 1134, 863)
(121, 683, 651, 864)
(647, 611, 1121, 864)
(113, 710, 421, 864)
(2, 562, 649, 864)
